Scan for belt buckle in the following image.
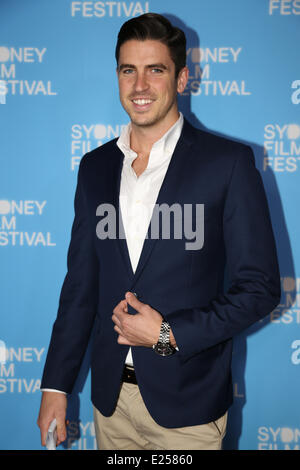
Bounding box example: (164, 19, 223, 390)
(123, 365, 137, 385)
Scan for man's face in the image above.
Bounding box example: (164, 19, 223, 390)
(117, 39, 188, 130)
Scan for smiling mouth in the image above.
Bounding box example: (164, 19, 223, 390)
(131, 98, 154, 106)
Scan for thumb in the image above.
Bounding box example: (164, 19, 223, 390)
(125, 292, 143, 310)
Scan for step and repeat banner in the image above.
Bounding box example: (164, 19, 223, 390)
(0, 0, 299, 451)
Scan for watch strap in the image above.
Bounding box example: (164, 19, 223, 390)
(152, 320, 176, 356)
(158, 320, 170, 344)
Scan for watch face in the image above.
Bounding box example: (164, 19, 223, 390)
(154, 342, 175, 356)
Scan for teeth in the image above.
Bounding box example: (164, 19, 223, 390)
(133, 99, 152, 105)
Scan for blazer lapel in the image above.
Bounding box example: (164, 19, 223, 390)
(109, 144, 135, 281)
(129, 120, 195, 287)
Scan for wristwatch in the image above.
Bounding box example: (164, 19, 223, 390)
(153, 320, 176, 356)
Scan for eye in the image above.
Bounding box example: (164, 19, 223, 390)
(121, 68, 135, 75)
(151, 68, 163, 73)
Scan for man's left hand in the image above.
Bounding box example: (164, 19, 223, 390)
(112, 292, 163, 347)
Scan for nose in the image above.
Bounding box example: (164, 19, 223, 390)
(134, 71, 149, 92)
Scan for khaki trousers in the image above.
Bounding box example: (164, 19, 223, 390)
(93, 382, 227, 450)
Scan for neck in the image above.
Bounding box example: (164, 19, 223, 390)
(130, 111, 180, 156)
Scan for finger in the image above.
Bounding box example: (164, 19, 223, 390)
(56, 416, 67, 445)
(114, 324, 123, 335)
(117, 334, 132, 345)
(39, 419, 52, 447)
(112, 309, 129, 327)
(113, 300, 129, 325)
(112, 313, 122, 327)
(37, 411, 55, 447)
(113, 299, 128, 316)
(125, 292, 145, 312)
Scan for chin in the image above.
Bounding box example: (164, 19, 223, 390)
(130, 111, 163, 128)
(131, 117, 159, 128)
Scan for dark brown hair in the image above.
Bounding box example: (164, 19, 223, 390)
(115, 13, 186, 77)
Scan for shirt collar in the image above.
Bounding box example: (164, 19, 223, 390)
(117, 112, 184, 170)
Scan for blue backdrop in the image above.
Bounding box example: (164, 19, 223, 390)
(0, 0, 299, 451)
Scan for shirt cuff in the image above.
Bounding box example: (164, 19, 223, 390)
(41, 388, 67, 395)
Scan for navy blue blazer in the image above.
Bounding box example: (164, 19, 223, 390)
(41, 119, 280, 428)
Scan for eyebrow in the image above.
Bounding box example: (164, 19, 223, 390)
(118, 63, 168, 71)
(147, 63, 168, 70)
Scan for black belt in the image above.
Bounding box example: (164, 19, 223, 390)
(122, 365, 137, 385)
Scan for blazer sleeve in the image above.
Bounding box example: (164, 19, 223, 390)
(167, 146, 281, 361)
(41, 156, 99, 392)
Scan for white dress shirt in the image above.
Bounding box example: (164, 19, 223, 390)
(42, 112, 184, 392)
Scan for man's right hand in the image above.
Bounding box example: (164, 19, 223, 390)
(37, 391, 68, 447)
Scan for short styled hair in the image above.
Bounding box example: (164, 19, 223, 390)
(115, 13, 186, 77)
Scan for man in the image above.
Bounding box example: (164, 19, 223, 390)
(38, 13, 280, 450)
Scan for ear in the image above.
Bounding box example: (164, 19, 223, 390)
(177, 66, 189, 94)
